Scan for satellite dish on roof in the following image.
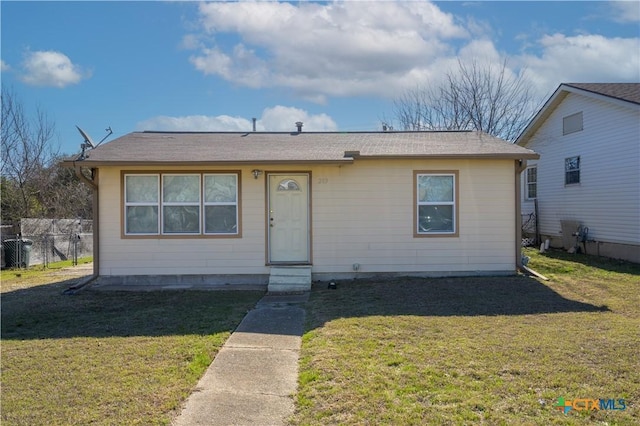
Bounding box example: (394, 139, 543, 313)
(76, 125, 96, 149)
(75, 125, 113, 160)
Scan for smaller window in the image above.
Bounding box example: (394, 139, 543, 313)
(526, 166, 537, 199)
(565, 156, 580, 185)
(563, 112, 583, 135)
(416, 173, 456, 235)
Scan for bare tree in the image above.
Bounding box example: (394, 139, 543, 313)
(390, 59, 539, 141)
(1, 87, 91, 225)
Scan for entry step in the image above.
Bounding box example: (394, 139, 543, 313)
(268, 266, 312, 293)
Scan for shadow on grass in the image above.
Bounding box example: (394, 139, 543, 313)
(1, 278, 264, 340)
(305, 275, 609, 329)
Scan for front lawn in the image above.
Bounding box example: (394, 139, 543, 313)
(1, 266, 263, 425)
(292, 249, 639, 425)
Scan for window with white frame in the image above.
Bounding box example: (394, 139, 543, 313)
(204, 174, 238, 234)
(124, 172, 239, 236)
(565, 156, 580, 185)
(415, 172, 457, 235)
(526, 166, 537, 199)
(125, 174, 160, 235)
(162, 174, 201, 234)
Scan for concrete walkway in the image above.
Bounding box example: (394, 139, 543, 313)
(173, 293, 308, 426)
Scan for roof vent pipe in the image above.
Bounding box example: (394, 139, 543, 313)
(295, 121, 303, 132)
(252, 118, 257, 132)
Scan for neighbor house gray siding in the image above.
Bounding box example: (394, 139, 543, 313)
(520, 86, 640, 260)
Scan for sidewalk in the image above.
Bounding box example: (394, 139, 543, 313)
(173, 293, 308, 426)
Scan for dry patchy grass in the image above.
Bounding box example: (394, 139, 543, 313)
(292, 249, 640, 425)
(1, 263, 263, 425)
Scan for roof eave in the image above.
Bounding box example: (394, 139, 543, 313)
(62, 153, 539, 168)
(61, 158, 356, 168)
(357, 153, 540, 160)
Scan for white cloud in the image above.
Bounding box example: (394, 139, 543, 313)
(609, 1, 640, 23)
(189, 1, 468, 100)
(136, 106, 337, 132)
(1, 60, 10, 72)
(260, 106, 337, 131)
(186, 1, 639, 105)
(137, 114, 252, 132)
(518, 34, 640, 93)
(20, 50, 88, 88)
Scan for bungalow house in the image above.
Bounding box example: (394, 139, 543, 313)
(64, 129, 538, 291)
(517, 83, 640, 263)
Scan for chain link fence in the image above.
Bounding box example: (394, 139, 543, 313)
(1, 219, 93, 269)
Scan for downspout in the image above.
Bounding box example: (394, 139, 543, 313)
(515, 159, 527, 272)
(67, 164, 99, 291)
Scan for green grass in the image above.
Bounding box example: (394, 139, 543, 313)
(3, 252, 638, 425)
(1, 268, 263, 425)
(292, 249, 640, 425)
(1, 257, 93, 288)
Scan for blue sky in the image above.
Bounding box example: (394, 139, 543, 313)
(2, 1, 639, 155)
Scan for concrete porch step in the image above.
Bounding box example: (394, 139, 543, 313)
(268, 266, 311, 293)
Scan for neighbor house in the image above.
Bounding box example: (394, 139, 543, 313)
(64, 129, 538, 291)
(517, 83, 640, 263)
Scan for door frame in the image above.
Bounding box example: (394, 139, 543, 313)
(265, 171, 312, 265)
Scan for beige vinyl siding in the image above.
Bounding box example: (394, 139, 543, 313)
(310, 159, 515, 274)
(524, 93, 640, 246)
(99, 166, 267, 276)
(98, 159, 517, 276)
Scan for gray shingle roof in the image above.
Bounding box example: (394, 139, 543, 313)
(68, 130, 538, 166)
(565, 83, 640, 105)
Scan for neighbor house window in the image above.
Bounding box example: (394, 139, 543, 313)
(526, 166, 537, 199)
(563, 112, 583, 135)
(565, 156, 580, 185)
(415, 171, 458, 236)
(123, 172, 240, 237)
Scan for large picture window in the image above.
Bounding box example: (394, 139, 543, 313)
(415, 171, 458, 236)
(123, 172, 240, 237)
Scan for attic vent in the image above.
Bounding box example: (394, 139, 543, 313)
(295, 121, 303, 132)
(563, 112, 583, 135)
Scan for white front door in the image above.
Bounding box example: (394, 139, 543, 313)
(268, 173, 310, 263)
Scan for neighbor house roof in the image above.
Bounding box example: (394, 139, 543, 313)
(564, 83, 640, 105)
(516, 83, 640, 146)
(64, 130, 538, 167)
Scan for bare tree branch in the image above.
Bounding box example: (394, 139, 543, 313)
(1, 87, 90, 224)
(390, 59, 539, 141)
